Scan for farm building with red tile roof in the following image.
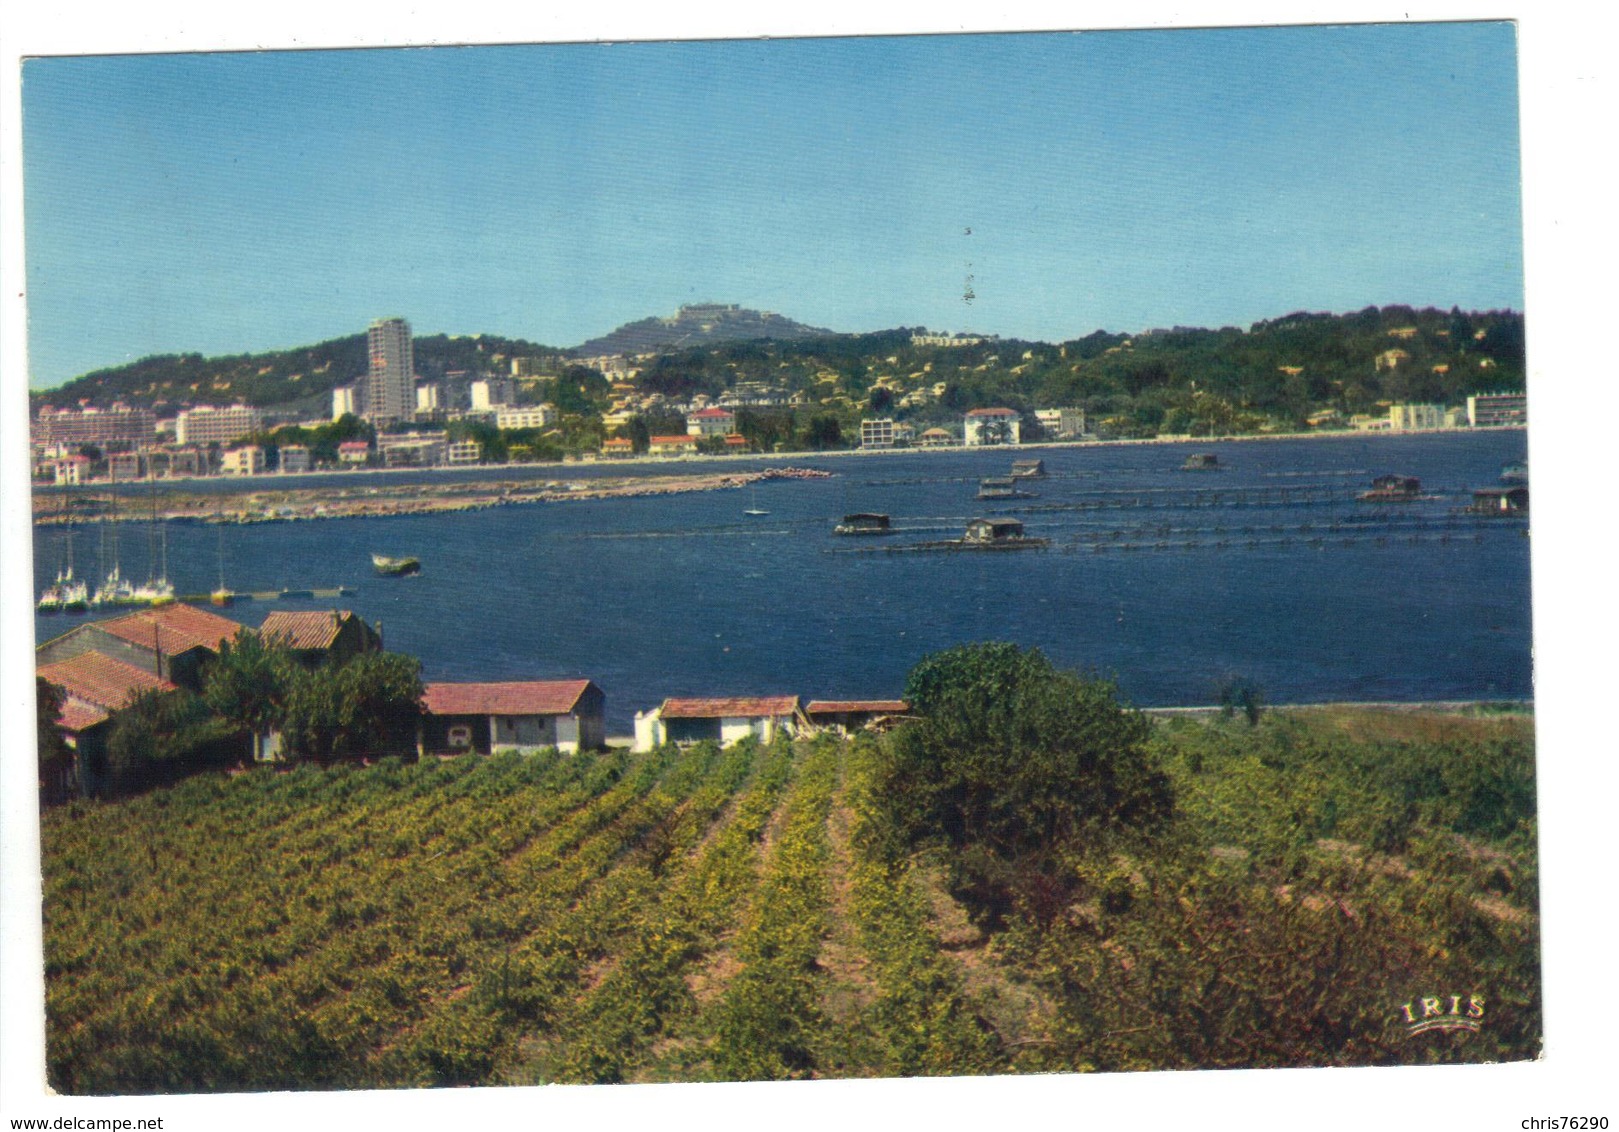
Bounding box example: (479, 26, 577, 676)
(420, 679, 605, 755)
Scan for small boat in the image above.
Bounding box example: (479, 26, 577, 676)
(1182, 452, 1220, 470)
(1500, 460, 1528, 484)
(372, 554, 422, 576)
(129, 578, 176, 606)
(743, 487, 769, 516)
(834, 513, 894, 536)
(91, 566, 142, 608)
(1010, 459, 1047, 479)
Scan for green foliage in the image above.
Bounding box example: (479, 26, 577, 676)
(104, 689, 234, 796)
(281, 652, 424, 763)
(38, 710, 1539, 1092)
(37, 676, 70, 772)
(876, 643, 1173, 926)
(205, 636, 423, 764)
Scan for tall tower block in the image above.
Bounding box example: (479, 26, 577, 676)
(365, 318, 414, 425)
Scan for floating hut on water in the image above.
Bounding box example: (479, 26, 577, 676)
(1469, 485, 1529, 514)
(833, 513, 893, 536)
(977, 476, 1033, 500)
(1360, 474, 1422, 501)
(963, 517, 1043, 546)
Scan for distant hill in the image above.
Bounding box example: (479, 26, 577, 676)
(33, 332, 565, 417)
(572, 303, 838, 357)
(28, 304, 1525, 446)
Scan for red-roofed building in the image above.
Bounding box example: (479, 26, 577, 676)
(634, 695, 802, 751)
(420, 679, 605, 755)
(803, 700, 913, 735)
(36, 603, 244, 690)
(648, 434, 699, 456)
(686, 407, 737, 437)
(338, 440, 371, 466)
(37, 652, 180, 798)
(260, 610, 381, 666)
(963, 407, 1022, 446)
(601, 437, 635, 458)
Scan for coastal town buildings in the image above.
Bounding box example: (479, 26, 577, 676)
(33, 403, 156, 450)
(471, 378, 515, 412)
(910, 330, 997, 347)
(175, 404, 264, 447)
(860, 418, 897, 449)
(220, 445, 266, 475)
(279, 445, 312, 474)
(377, 431, 449, 468)
(1468, 392, 1527, 427)
(45, 454, 92, 485)
(364, 318, 415, 426)
(1389, 403, 1447, 431)
(648, 434, 699, 456)
(494, 406, 558, 431)
(337, 441, 370, 466)
(108, 451, 144, 482)
(331, 385, 357, 421)
(1035, 407, 1086, 439)
(686, 407, 737, 437)
(446, 440, 482, 465)
(963, 407, 1022, 446)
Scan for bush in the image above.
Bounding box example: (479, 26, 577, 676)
(872, 643, 1173, 927)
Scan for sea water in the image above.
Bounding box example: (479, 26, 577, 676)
(32, 431, 1532, 732)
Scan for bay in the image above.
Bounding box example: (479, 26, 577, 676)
(33, 431, 1532, 733)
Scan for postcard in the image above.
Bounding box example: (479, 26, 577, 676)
(2, 7, 1605, 1131)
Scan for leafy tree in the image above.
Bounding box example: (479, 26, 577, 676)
(800, 414, 843, 450)
(280, 651, 424, 763)
(874, 643, 1173, 927)
(203, 632, 299, 759)
(37, 677, 73, 800)
(625, 417, 651, 455)
(104, 688, 229, 795)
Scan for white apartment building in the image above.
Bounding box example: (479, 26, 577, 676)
(471, 378, 516, 411)
(377, 431, 449, 468)
(446, 440, 482, 465)
(331, 385, 357, 421)
(1035, 407, 1086, 438)
(364, 318, 414, 425)
(860, 418, 897, 449)
(963, 408, 1022, 446)
(1467, 392, 1527, 427)
(1389, 403, 1447, 431)
(220, 446, 265, 475)
(686, 407, 737, 437)
(495, 405, 558, 430)
(176, 404, 264, 446)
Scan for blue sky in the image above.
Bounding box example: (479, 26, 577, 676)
(21, 23, 1522, 389)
